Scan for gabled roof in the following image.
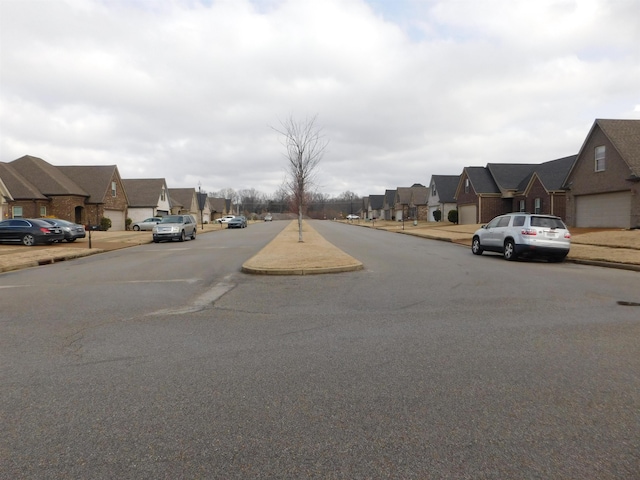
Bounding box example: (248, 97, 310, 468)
(368, 194, 384, 210)
(487, 163, 537, 194)
(431, 175, 459, 203)
(58, 165, 124, 204)
(463, 166, 499, 194)
(594, 119, 640, 176)
(209, 197, 226, 213)
(10, 155, 87, 197)
(383, 189, 396, 208)
(396, 184, 428, 206)
(519, 155, 577, 192)
(169, 188, 196, 211)
(122, 178, 169, 208)
(0, 161, 47, 200)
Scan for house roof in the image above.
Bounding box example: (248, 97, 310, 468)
(596, 119, 640, 176)
(58, 165, 124, 204)
(519, 155, 577, 192)
(487, 163, 537, 193)
(0, 161, 47, 200)
(396, 184, 428, 206)
(431, 175, 459, 203)
(368, 194, 384, 210)
(464, 166, 499, 194)
(122, 178, 169, 208)
(10, 155, 88, 197)
(384, 189, 396, 208)
(169, 188, 196, 210)
(209, 197, 226, 213)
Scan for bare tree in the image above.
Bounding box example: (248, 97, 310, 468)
(273, 115, 328, 241)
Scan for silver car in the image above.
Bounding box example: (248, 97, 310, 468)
(132, 217, 162, 231)
(471, 213, 571, 262)
(152, 215, 197, 243)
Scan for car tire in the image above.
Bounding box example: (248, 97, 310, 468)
(179, 231, 185, 242)
(471, 236, 483, 255)
(133, 225, 140, 231)
(66, 238, 76, 243)
(504, 239, 517, 261)
(549, 253, 567, 263)
(191, 229, 196, 240)
(153, 239, 159, 243)
(22, 234, 36, 246)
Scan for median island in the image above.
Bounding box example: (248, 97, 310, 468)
(242, 220, 363, 275)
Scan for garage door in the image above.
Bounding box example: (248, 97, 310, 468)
(575, 192, 631, 228)
(104, 209, 126, 231)
(458, 204, 477, 225)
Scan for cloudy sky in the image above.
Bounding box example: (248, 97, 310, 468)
(1, 0, 639, 198)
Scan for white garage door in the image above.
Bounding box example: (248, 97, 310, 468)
(458, 204, 477, 225)
(575, 192, 631, 228)
(104, 209, 126, 231)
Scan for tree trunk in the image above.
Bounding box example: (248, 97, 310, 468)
(298, 204, 303, 242)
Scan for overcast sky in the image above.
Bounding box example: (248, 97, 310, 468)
(1, 0, 639, 198)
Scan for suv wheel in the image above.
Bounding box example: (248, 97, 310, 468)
(503, 239, 517, 261)
(179, 231, 185, 242)
(471, 236, 483, 255)
(191, 229, 196, 240)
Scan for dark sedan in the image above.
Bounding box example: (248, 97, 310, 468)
(0, 218, 65, 246)
(41, 218, 86, 242)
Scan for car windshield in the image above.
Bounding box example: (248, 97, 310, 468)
(530, 216, 566, 229)
(159, 216, 182, 223)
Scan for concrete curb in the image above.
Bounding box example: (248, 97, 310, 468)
(242, 263, 364, 275)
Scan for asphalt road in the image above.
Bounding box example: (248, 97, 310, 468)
(2, 221, 639, 479)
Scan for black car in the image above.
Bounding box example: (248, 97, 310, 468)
(41, 218, 86, 242)
(0, 218, 65, 246)
(227, 216, 247, 228)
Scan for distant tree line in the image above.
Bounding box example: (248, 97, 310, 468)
(209, 188, 363, 220)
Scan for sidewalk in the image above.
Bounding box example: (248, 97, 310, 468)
(1, 220, 639, 274)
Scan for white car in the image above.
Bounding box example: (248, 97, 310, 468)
(217, 215, 235, 224)
(346, 214, 359, 220)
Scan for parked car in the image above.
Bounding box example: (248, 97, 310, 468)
(471, 213, 571, 262)
(264, 214, 273, 222)
(227, 216, 247, 229)
(217, 215, 235, 224)
(152, 215, 197, 243)
(40, 218, 86, 242)
(0, 218, 65, 246)
(131, 217, 162, 231)
(346, 214, 359, 220)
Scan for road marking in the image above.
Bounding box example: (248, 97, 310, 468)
(146, 274, 236, 316)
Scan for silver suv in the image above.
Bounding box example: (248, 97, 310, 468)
(471, 213, 571, 262)
(152, 214, 197, 243)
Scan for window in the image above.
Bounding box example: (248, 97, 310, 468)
(519, 200, 525, 212)
(595, 145, 605, 172)
(431, 184, 436, 196)
(497, 216, 511, 227)
(40, 206, 47, 217)
(486, 216, 502, 228)
(464, 178, 470, 193)
(513, 216, 526, 227)
(534, 198, 541, 214)
(12, 206, 23, 218)
(111, 181, 117, 197)
(161, 188, 166, 202)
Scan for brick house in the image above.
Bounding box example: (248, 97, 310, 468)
(564, 119, 640, 229)
(122, 178, 172, 223)
(394, 184, 429, 221)
(0, 155, 129, 230)
(455, 158, 575, 225)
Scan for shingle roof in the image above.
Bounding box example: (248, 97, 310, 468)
(209, 197, 226, 213)
(487, 163, 537, 193)
(368, 194, 384, 210)
(58, 165, 121, 204)
(122, 178, 169, 208)
(0, 161, 48, 200)
(384, 189, 396, 208)
(465, 167, 499, 194)
(169, 188, 196, 211)
(431, 175, 459, 203)
(596, 119, 640, 176)
(521, 155, 577, 191)
(10, 155, 87, 196)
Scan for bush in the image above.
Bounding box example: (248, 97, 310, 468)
(433, 210, 442, 222)
(125, 218, 132, 230)
(100, 217, 112, 231)
(447, 209, 458, 224)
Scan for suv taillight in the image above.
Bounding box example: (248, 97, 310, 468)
(521, 228, 537, 236)
(564, 232, 571, 239)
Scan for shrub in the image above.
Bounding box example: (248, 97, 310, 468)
(433, 210, 442, 222)
(447, 209, 458, 224)
(125, 218, 132, 230)
(100, 217, 112, 231)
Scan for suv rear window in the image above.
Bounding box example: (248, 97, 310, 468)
(530, 216, 566, 229)
(513, 216, 526, 227)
